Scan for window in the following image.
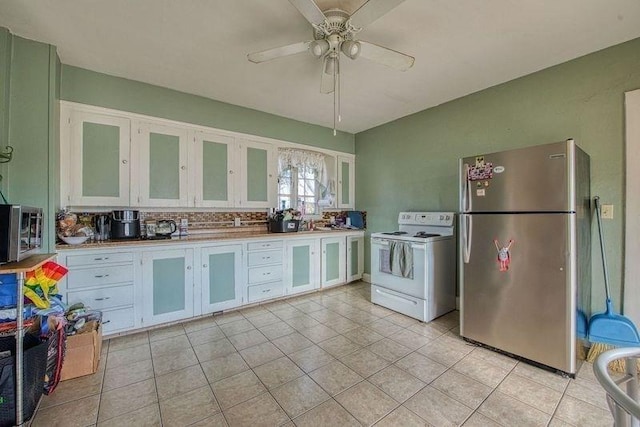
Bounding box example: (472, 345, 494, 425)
(278, 165, 318, 215)
(277, 148, 330, 215)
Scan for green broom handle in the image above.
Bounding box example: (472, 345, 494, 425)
(594, 196, 613, 311)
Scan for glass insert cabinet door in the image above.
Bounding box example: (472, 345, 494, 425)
(69, 111, 131, 206)
(135, 121, 189, 207)
(347, 235, 364, 282)
(286, 239, 319, 295)
(142, 248, 194, 326)
(321, 237, 346, 288)
(201, 245, 242, 313)
(237, 138, 276, 208)
(192, 131, 235, 208)
(337, 155, 355, 208)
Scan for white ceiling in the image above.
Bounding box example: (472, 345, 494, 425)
(1, 1, 640, 134)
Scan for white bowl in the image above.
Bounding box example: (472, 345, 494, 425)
(59, 235, 89, 245)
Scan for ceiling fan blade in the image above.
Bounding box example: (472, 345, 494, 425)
(358, 40, 414, 71)
(320, 56, 335, 94)
(247, 41, 310, 63)
(349, 0, 406, 29)
(289, 0, 327, 26)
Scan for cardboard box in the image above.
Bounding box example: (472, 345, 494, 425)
(60, 321, 102, 381)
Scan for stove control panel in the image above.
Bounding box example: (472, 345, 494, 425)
(398, 212, 455, 226)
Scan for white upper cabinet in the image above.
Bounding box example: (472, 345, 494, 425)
(237, 138, 277, 208)
(62, 108, 131, 206)
(337, 155, 355, 208)
(60, 102, 354, 210)
(190, 131, 236, 208)
(133, 121, 189, 207)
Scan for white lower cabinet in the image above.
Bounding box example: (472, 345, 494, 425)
(346, 235, 364, 282)
(141, 248, 194, 326)
(321, 237, 346, 288)
(57, 231, 363, 335)
(245, 240, 284, 303)
(285, 238, 320, 295)
(201, 244, 243, 314)
(57, 250, 136, 335)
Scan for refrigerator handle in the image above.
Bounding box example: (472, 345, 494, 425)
(463, 214, 472, 263)
(462, 163, 472, 212)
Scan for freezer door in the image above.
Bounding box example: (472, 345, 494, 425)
(460, 213, 576, 373)
(460, 141, 574, 212)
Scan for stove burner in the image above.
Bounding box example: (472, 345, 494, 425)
(414, 232, 440, 238)
(382, 231, 407, 235)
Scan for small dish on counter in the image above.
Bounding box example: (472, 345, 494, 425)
(58, 235, 89, 245)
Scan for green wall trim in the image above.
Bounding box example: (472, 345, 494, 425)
(355, 36, 640, 313)
(60, 65, 355, 153)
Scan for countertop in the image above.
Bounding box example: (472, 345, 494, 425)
(55, 227, 365, 251)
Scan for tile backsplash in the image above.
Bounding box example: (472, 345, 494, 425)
(139, 211, 268, 229)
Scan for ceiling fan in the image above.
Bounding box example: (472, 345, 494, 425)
(247, 0, 415, 134)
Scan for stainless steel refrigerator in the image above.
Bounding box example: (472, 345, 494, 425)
(459, 139, 591, 375)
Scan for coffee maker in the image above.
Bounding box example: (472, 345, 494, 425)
(110, 210, 141, 240)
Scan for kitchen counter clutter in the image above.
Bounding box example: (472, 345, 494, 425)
(55, 229, 364, 337)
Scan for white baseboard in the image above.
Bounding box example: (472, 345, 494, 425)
(362, 273, 371, 283)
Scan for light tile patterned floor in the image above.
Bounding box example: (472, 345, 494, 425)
(31, 282, 615, 426)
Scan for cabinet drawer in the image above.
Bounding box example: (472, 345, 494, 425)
(247, 240, 282, 251)
(67, 285, 134, 310)
(67, 265, 134, 289)
(102, 306, 135, 335)
(247, 281, 284, 303)
(247, 250, 282, 267)
(66, 252, 134, 267)
(248, 264, 283, 284)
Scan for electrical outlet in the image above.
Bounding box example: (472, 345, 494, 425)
(601, 204, 614, 219)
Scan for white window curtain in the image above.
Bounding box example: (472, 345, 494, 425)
(277, 147, 329, 189)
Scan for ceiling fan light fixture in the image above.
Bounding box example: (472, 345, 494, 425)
(341, 40, 361, 59)
(324, 54, 338, 75)
(309, 39, 330, 57)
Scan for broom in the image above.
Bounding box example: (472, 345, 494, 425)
(586, 197, 640, 373)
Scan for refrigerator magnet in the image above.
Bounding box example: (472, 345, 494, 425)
(476, 189, 486, 196)
(494, 239, 514, 272)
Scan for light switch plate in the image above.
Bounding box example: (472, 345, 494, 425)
(601, 204, 614, 219)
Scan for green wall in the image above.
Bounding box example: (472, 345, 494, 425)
(60, 65, 354, 153)
(355, 37, 640, 313)
(0, 31, 59, 250)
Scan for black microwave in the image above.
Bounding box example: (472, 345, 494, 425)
(0, 204, 43, 264)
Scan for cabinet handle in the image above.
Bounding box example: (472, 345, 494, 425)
(181, 165, 186, 170)
(103, 320, 111, 324)
(94, 274, 109, 278)
(94, 297, 111, 301)
(94, 257, 109, 261)
(203, 264, 208, 268)
(262, 256, 271, 260)
(122, 159, 128, 165)
(263, 272, 271, 275)
(262, 289, 271, 293)
(229, 170, 234, 174)
(187, 266, 192, 270)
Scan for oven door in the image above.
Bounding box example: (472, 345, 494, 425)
(371, 237, 427, 299)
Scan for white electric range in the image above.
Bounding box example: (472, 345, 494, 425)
(370, 212, 456, 322)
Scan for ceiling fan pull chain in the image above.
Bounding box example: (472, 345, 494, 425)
(337, 55, 341, 123)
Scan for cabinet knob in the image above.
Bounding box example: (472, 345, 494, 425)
(203, 264, 208, 268)
(122, 159, 128, 165)
(181, 165, 186, 170)
(229, 170, 234, 174)
(187, 266, 192, 270)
